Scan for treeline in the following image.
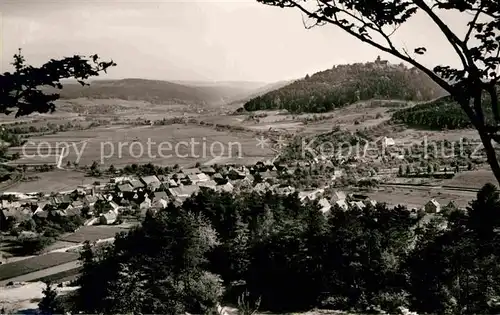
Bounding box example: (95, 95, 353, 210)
(69, 185, 500, 315)
(392, 96, 494, 130)
(244, 60, 445, 113)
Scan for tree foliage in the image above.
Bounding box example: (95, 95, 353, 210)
(74, 186, 500, 314)
(392, 95, 494, 129)
(0, 49, 115, 117)
(244, 60, 444, 113)
(256, 0, 500, 184)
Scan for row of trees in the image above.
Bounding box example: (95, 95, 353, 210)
(244, 62, 443, 113)
(69, 185, 500, 314)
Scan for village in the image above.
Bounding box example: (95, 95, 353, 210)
(0, 140, 462, 292)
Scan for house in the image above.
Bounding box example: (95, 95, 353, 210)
(216, 182, 234, 193)
(167, 179, 178, 187)
(65, 207, 82, 217)
(274, 186, 295, 196)
(200, 166, 216, 176)
(71, 200, 84, 209)
(197, 173, 210, 182)
(152, 192, 169, 209)
(366, 200, 377, 207)
(227, 168, 246, 180)
(298, 192, 310, 202)
(181, 168, 201, 176)
(212, 173, 226, 184)
(187, 174, 201, 185)
(331, 191, 347, 202)
(157, 175, 170, 182)
(350, 201, 365, 210)
(34, 210, 49, 219)
(140, 176, 162, 191)
(332, 170, 344, 180)
(424, 199, 441, 213)
(242, 174, 255, 184)
(129, 179, 145, 190)
(259, 170, 278, 180)
(335, 200, 349, 211)
(318, 198, 332, 214)
(174, 173, 187, 180)
(100, 211, 117, 225)
(198, 180, 217, 190)
(117, 183, 134, 193)
(383, 137, 395, 147)
(110, 176, 133, 184)
(139, 196, 152, 210)
(299, 189, 324, 202)
(153, 191, 169, 201)
(23, 203, 44, 216)
(168, 185, 200, 199)
(84, 195, 98, 207)
(1, 200, 22, 209)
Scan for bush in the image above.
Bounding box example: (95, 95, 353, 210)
(16, 236, 54, 255)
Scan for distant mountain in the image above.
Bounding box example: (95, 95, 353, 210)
(54, 78, 271, 106)
(229, 80, 293, 105)
(171, 80, 268, 90)
(243, 57, 448, 113)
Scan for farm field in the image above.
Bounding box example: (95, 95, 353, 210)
(0, 261, 81, 286)
(4, 170, 100, 194)
(60, 225, 130, 243)
(0, 252, 79, 282)
(9, 124, 276, 168)
(439, 168, 497, 189)
(357, 185, 478, 209)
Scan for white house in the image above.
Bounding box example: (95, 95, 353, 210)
(424, 199, 441, 213)
(100, 211, 117, 225)
(335, 200, 349, 211)
(383, 137, 396, 147)
(318, 198, 332, 214)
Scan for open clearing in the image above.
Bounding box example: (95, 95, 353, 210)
(360, 186, 477, 209)
(0, 252, 79, 282)
(439, 168, 497, 188)
(60, 225, 130, 243)
(9, 124, 275, 167)
(5, 170, 100, 194)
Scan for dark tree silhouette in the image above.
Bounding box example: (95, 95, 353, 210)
(258, 0, 500, 184)
(0, 49, 116, 117)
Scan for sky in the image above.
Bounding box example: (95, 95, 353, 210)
(0, 0, 471, 82)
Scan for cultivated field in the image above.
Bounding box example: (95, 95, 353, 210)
(9, 124, 276, 168)
(60, 225, 130, 243)
(4, 170, 100, 194)
(439, 168, 497, 189)
(0, 252, 79, 282)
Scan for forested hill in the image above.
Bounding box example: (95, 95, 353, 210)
(244, 57, 447, 113)
(52, 79, 268, 106)
(392, 95, 493, 130)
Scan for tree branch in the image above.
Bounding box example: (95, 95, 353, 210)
(464, 3, 484, 44)
(413, 0, 469, 71)
(286, 0, 455, 95)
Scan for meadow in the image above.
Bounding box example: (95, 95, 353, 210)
(9, 123, 276, 168)
(0, 252, 79, 282)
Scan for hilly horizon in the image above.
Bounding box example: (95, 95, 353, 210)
(243, 57, 448, 113)
(53, 78, 284, 107)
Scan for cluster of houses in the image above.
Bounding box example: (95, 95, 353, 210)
(0, 163, 285, 228)
(0, 159, 451, 233)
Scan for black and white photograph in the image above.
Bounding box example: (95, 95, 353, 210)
(0, 0, 499, 314)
